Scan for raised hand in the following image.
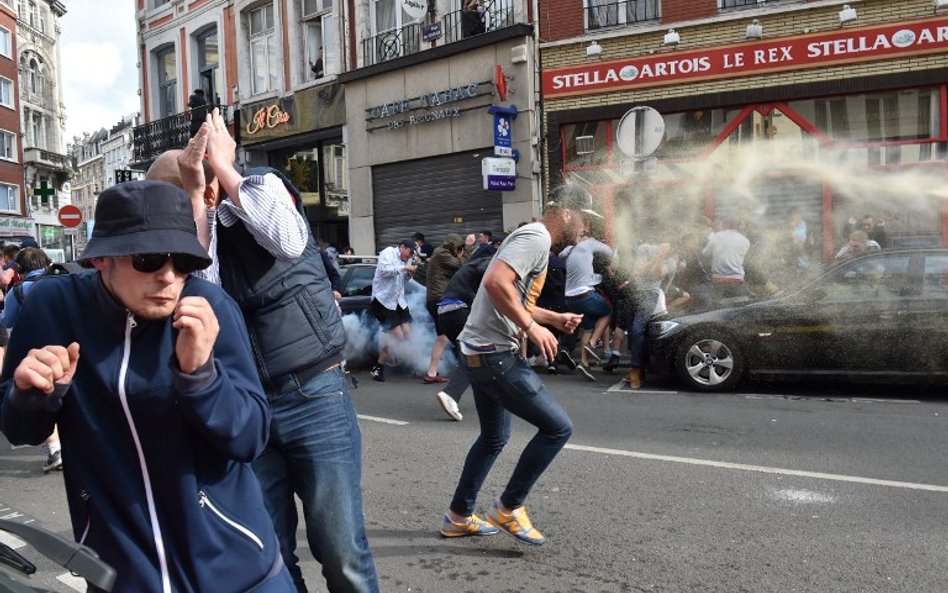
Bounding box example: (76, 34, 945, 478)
(173, 297, 219, 374)
(14, 343, 80, 394)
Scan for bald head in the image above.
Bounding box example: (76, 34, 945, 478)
(146, 149, 217, 191)
(146, 150, 185, 186)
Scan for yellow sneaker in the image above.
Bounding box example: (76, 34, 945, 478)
(440, 513, 499, 538)
(485, 500, 545, 545)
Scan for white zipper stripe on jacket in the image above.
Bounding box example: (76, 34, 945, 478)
(117, 312, 172, 593)
(198, 492, 264, 549)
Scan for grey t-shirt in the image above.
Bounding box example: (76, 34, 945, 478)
(565, 237, 612, 297)
(458, 223, 551, 354)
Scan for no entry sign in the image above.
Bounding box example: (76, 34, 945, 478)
(58, 204, 82, 228)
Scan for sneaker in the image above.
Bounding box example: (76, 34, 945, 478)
(546, 363, 559, 375)
(435, 391, 463, 421)
(440, 513, 499, 538)
(575, 363, 597, 382)
(603, 352, 621, 372)
(423, 374, 449, 384)
(555, 349, 577, 371)
(583, 345, 602, 365)
(370, 365, 385, 382)
(43, 450, 63, 473)
(485, 501, 545, 545)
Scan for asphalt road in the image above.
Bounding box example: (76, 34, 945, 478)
(2, 368, 947, 593)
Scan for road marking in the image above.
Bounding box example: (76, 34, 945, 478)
(57, 571, 87, 591)
(357, 414, 409, 426)
(564, 443, 948, 492)
(606, 380, 677, 394)
(0, 531, 25, 549)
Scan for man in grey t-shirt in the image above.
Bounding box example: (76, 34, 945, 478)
(439, 184, 594, 546)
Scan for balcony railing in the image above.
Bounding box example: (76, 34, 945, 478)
(132, 104, 228, 165)
(22, 147, 72, 171)
(719, 0, 784, 7)
(361, 0, 519, 67)
(442, 0, 515, 44)
(585, 0, 659, 30)
(362, 23, 422, 67)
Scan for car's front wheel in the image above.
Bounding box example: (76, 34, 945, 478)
(674, 330, 745, 392)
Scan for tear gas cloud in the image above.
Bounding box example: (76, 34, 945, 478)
(341, 285, 456, 374)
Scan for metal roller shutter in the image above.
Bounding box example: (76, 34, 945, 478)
(713, 174, 823, 240)
(372, 151, 504, 250)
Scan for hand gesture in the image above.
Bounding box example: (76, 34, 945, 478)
(14, 343, 80, 394)
(205, 108, 236, 173)
(173, 297, 219, 374)
(557, 312, 583, 335)
(179, 125, 210, 208)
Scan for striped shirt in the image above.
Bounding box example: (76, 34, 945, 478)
(194, 173, 308, 285)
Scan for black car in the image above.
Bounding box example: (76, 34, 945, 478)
(648, 249, 948, 392)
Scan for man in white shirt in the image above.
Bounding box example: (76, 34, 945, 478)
(370, 240, 418, 381)
(702, 217, 751, 301)
(564, 235, 613, 379)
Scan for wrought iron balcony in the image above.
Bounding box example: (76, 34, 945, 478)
(441, 0, 515, 44)
(584, 0, 659, 30)
(720, 0, 785, 7)
(132, 104, 229, 165)
(362, 23, 422, 67)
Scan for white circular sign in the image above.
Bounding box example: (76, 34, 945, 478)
(615, 106, 666, 159)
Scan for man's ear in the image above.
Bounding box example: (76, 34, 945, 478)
(89, 257, 110, 272)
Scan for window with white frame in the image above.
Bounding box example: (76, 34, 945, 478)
(0, 130, 16, 160)
(0, 28, 10, 58)
(155, 45, 177, 117)
(196, 27, 219, 104)
(27, 1, 34, 27)
(0, 78, 12, 108)
(0, 183, 17, 213)
(301, 0, 336, 81)
(584, 0, 659, 30)
(248, 4, 279, 95)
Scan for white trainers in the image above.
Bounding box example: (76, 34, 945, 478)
(436, 391, 463, 421)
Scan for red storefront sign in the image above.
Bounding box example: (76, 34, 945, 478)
(542, 18, 948, 98)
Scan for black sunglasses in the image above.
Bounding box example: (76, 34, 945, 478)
(130, 253, 207, 274)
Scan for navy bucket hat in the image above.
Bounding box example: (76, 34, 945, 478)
(80, 180, 211, 269)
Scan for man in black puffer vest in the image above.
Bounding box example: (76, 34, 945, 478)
(146, 110, 379, 593)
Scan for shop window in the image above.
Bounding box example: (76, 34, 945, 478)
(324, 144, 349, 217)
(789, 88, 940, 166)
(248, 3, 279, 95)
(584, 0, 659, 30)
(0, 183, 16, 214)
(563, 121, 608, 168)
(654, 108, 741, 158)
(155, 45, 177, 117)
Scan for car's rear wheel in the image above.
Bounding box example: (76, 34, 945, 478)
(674, 330, 744, 392)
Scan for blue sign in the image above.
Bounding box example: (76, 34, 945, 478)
(422, 22, 442, 42)
(488, 105, 518, 158)
(486, 176, 516, 191)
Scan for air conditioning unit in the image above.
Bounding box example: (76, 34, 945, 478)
(575, 135, 595, 155)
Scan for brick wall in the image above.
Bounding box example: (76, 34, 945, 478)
(540, 0, 585, 41)
(662, 0, 717, 24)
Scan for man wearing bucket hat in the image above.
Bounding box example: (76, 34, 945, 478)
(0, 180, 293, 593)
(439, 183, 592, 546)
(147, 110, 379, 593)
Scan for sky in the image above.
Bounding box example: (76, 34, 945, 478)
(59, 0, 140, 141)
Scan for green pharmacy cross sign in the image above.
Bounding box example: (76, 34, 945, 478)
(32, 181, 55, 200)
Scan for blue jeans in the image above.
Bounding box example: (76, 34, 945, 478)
(566, 290, 612, 330)
(626, 289, 660, 369)
(252, 367, 379, 593)
(450, 352, 573, 516)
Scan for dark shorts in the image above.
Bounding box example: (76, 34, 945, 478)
(425, 301, 443, 335)
(565, 289, 612, 330)
(371, 299, 412, 331)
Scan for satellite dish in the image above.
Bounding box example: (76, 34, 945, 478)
(615, 106, 665, 159)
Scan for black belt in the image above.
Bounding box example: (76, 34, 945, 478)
(268, 362, 341, 398)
